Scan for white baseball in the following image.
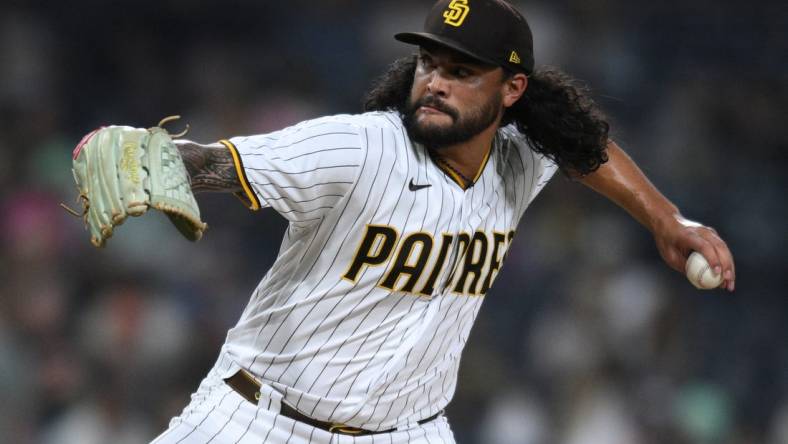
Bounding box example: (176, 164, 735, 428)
(685, 252, 723, 289)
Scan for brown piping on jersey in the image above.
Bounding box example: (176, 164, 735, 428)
(428, 144, 493, 190)
(220, 139, 262, 211)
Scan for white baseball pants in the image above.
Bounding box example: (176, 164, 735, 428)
(150, 363, 456, 444)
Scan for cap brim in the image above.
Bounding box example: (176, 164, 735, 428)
(395, 32, 500, 67)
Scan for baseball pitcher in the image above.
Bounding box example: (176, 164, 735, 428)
(68, 1, 735, 443)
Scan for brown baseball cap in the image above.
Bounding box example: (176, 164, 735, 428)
(395, 0, 535, 74)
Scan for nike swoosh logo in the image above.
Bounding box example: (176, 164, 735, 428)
(409, 179, 432, 191)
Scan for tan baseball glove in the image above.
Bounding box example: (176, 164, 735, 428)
(66, 116, 207, 247)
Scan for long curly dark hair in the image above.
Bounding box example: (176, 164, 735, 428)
(363, 55, 610, 176)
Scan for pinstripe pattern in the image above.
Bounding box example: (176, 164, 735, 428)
(163, 112, 558, 440)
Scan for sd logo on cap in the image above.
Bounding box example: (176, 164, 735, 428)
(395, 0, 535, 75)
(443, 0, 470, 27)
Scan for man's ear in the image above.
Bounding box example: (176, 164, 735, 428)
(502, 73, 528, 108)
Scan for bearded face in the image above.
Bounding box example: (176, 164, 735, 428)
(403, 90, 502, 149)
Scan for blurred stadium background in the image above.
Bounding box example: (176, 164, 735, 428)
(0, 1, 785, 443)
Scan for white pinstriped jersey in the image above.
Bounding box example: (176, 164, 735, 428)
(219, 110, 557, 431)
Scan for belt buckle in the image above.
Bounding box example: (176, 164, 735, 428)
(328, 424, 365, 435)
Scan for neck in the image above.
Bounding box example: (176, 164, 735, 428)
(432, 120, 500, 184)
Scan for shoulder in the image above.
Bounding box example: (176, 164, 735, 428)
(495, 124, 528, 164)
(495, 124, 558, 171)
(301, 111, 403, 129)
(229, 112, 408, 156)
(325, 111, 405, 132)
(496, 123, 526, 146)
(496, 124, 539, 158)
(275, 111, 404, 140)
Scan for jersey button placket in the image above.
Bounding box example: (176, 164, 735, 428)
(438, 190, 466, 295)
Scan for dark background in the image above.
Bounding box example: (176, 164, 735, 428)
(0, 1, 785, 443)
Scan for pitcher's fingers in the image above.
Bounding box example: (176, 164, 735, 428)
(702, 230, 735, 291)
(685, 232, 720, 275)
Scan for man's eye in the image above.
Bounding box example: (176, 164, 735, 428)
(454, 67, 471, 78)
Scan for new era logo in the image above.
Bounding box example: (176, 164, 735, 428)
(509, 51, 521, 64)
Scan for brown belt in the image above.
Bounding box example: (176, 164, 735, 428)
(223, 369, 441, 436)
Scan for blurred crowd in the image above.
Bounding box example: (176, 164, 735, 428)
(0, 1, 785, 443)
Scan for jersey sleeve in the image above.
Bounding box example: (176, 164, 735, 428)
(224, 117, 366, 224)
(527, 150, 558, 205)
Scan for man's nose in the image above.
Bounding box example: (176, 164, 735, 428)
(426, 71, 449, 97)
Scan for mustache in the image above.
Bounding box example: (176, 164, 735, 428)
(411, 95, 459, 120)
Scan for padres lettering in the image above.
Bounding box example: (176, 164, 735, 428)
(443, 0, 470, 27)
(343, 224, 515, 296)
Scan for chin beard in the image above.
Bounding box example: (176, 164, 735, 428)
(403, 94, 502, 149)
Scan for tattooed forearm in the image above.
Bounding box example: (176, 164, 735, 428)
(176, 141, 242, 193)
